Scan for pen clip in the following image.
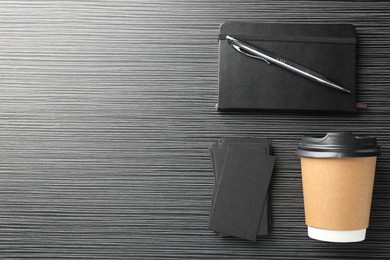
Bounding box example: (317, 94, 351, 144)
(230, 43, 271, 65)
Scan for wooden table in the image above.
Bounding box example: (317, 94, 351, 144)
(0, 1, 389, 258)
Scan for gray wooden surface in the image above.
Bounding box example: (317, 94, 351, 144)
(0, 1, 389, 259)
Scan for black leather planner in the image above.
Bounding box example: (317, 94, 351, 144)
(217, 22, 357, 112)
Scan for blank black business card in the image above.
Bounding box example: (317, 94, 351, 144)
(209, 138, 272, 235)
(214, 137, 271, 187)
(210, 140, 271, 235)
(209, 145, 275, 241)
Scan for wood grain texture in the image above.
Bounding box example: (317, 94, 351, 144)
(0, 0, 389, 258)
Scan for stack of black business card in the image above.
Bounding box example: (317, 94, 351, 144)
(209, 137, 275, 241)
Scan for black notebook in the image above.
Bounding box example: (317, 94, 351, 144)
(217, 22, 356, 112)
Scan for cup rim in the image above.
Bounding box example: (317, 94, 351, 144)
(297, 132, 380, 158)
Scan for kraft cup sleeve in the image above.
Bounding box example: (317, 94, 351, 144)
(300, 156, 377, 230)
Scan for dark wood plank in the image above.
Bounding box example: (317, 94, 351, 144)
(0, 1, 389, 258)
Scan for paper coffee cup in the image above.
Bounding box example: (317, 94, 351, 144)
(297, 132, 380, 242)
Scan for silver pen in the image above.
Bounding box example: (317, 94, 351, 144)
(226, 35, 351, 94)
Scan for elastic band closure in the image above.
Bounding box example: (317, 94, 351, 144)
(218, 34, 356, 44)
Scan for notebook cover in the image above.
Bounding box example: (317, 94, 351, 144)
(218, 22, 356, 112)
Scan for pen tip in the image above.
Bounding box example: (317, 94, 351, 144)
(334, 85, 351, 94)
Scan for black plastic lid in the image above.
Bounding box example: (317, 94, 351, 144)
(297, 132, 380, 158)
